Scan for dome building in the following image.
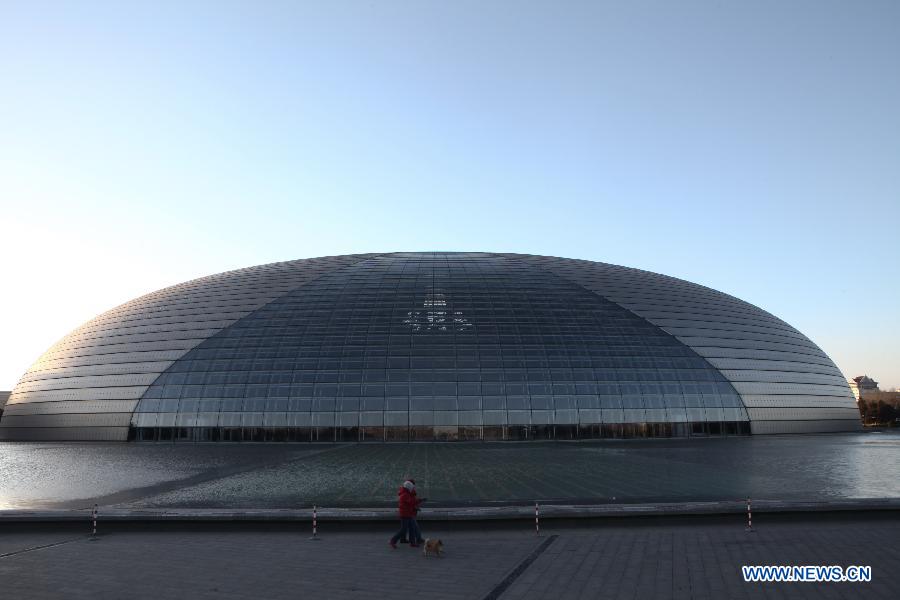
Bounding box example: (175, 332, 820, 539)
(0, 252, 860, 441)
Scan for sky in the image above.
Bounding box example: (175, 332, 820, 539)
(0, 1, 898, 391)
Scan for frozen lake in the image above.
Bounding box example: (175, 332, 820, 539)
(1, 430, 898, 510)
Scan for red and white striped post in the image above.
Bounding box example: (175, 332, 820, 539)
(309, 504, 322, 540)
(90, 504, 98, 540)
(535, 501, 540, 536)
(745, 498, 753, 532)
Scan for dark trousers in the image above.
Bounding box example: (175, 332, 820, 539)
(391, 518, 423, 545)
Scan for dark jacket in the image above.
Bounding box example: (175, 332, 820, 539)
(397, 486, 422, 518)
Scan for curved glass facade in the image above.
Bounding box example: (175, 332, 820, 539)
(131, 254, 749, 442)
(0, 252, 859, 442)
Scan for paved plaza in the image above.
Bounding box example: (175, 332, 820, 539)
(1, 513, 898, 599)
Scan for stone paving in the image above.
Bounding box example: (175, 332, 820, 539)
(1, 514, 898, 599)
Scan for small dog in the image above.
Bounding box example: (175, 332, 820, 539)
(422, 538, 444, 558)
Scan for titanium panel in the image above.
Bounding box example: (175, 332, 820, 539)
(0, 412, 133, 427)
(3, 427, 128, 441)
(2, 400, 139, 416)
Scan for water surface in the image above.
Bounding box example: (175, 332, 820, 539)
(1, 431, 898, 510)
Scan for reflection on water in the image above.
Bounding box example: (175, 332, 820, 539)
(1, 431, 898, 510)
(0, 444, 311, 510)
(846, 432, 900, 498)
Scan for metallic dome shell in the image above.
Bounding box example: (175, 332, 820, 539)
(0, 252, 859, 441)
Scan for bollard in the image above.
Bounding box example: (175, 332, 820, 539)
(535, 501, 540, 536)
(745, 498, 753, 532)
(309, 504, 322, 541)
(90, 504, 98, 540)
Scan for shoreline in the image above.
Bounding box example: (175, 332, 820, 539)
(3, 497, 900, 523)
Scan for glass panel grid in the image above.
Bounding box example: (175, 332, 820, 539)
(133, 254, 749, 441)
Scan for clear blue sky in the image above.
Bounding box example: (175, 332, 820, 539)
(1, 1, 898, 390)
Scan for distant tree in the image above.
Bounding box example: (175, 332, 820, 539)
(877, 401, 897, 424)
(858, 397, 900, 427)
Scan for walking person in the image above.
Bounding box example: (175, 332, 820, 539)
(389, 478, 425, 549)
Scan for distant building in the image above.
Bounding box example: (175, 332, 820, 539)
(849, 376, 880, 401)
(0, 391, 10, 418)
(854, 378, 900, 426)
